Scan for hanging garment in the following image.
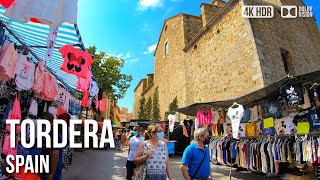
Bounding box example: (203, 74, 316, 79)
(282, 82, 305, 108)
(90, 80, 98, 96)
(40, 73, 58, 101)
(308, 87, 320, 108)
(48, 106, 57, 118)
(241, 108, 251, 123)
(308, 108, 320, 128)
(96, 98, 106, 112)
(264, 102, 281, 119)
(4, 0, 78, 29)
(278, 96, 289, 117)
(63, 91, 70, 112)
(28, 99, 38, 117)
(0, 41, 18, 80)
(263, 117, 274, 128)
(197, 109, 212, 125)
(55, 85, 66, 104)
(274, 119, 286, 136)
(60, 45, 93, 78)
(0, 0, 14, 8)
(168, 114, 177, 133)
(218, 109, 226, 124)
(14, 55, 35, 91)
(7, 93, 21, 133)
(245, 122, 256, 137)
(239, 123, 246, 137)
(76, 68, 91, 93)
(44, 28, 58, 61)
(299, 87, 311, 109)
(81, 91, 90, 108)
(32, 62, 46, 95)
(227, 104, 244, 139)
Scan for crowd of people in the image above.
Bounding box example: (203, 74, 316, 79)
(124, 122, 213, 180)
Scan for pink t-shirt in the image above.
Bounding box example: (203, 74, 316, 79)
(96, 98, 107, 112)
(0, 41, 18, 79)
(59, 45, 93, 78)
(197, 109, 212, 125)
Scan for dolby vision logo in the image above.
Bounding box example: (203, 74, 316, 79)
(281, 6, 297, 18)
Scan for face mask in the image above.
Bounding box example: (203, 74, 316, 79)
(132, 131, 138, 136)
(203, 137, 210, 145)
(157, 132, 165, 140)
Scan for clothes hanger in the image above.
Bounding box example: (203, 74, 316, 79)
(230, 102, 240, 108)
(310, 82, 319, 90)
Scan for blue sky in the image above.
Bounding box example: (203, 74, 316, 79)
(77, 0, 319, 112)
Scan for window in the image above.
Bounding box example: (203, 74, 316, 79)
(280, 48, 292, 75)
(164, 41, 168, 56)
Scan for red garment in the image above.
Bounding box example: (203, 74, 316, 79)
(182, 125, 188, 137)
(0, 0, 14, 8)
(96, 97, 107, 112)
(76, 68, 91, 93)
(81, 92, 90, 108)
(57, 108, 66, 117)
(197, 109, 212, 125)
(59, 45, 93, 78)
(20, 166, 41, 180)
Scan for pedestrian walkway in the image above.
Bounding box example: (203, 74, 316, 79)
(63, 149, 316, 180)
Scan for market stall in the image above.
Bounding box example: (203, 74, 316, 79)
(175, 70, 320, 178)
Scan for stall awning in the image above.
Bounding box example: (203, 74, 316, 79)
(0, 6, 85, 90)
(175, 70, 320, 116)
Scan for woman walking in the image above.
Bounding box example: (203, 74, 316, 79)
(133, 124, 172, 180)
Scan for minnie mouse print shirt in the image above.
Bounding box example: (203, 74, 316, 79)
(60, 45, 93, 78)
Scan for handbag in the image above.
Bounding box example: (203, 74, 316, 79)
(191, 150, 207, 180)
(132, 142, 148, 180)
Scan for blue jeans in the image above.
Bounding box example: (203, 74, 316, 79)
(115, 139, 121, 149)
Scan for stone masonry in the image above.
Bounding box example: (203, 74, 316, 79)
(133, 0, 320, 120)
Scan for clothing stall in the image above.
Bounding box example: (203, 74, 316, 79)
(176, 71, 320, 178)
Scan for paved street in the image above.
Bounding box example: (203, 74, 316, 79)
(62, 149, 315, 180)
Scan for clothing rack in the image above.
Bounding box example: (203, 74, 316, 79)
(0, 20, 80, 94)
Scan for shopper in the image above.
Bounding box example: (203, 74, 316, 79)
(122, 129, 127, 148)
(40, 112, 63, 180)
(181, 127, 212, 180)
(126, 126, 144, 180)
(115, 129, 122, 150)
(133, 124, 172, 180)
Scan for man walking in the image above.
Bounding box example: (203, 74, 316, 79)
(181, 128, 212, 180)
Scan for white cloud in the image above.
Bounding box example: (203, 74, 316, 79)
(126, 58, 140, 64)
(143, 44, 157, 54)
(138, 0, 163, 11)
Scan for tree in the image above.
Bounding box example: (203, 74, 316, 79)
(145, 97, 152, 120)
(87, 46, 132, 100)
(165, 96, 178, 119)
(138, 97, 146, 119)
(152, 87, 160, 121)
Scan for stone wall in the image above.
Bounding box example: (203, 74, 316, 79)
(154, 15, 189, 120)
(184, 0, 263, 105)
(133, 79, 146, 119)
(246, 0, 320, 85)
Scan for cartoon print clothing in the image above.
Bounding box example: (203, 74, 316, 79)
(15, 55, 35, 91)
(283, 117, 296, 135)
(308, 108, 320, 128)
(264, 102, 281, 119)
(274, 119, 287, 136)
(239, 123, 246, 137)
(4, 0, 78, 29)
(227, 104, 244, 139)
(197, 109, 212, 125)
(0, 0, 14, 8)
(60, 45, 93, 78)
(250, 106, 259, 122)
(282, 83, 305, 108)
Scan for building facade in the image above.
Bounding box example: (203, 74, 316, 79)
(134, 0, 320, 120)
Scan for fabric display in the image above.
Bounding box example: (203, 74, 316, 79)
(60, 45, 93, 78)
(241, 108, 251, 123)
(90, 80, 98, 96)
(227, 103, 244, 139)
(308, 87, 320, 108)
(209, 135, 320, 175)
(0, 41, 18, 81)
(4, 0, 78, 29)
(95, 97, 106, 112)
(264, 102, 281, 119)
(197, 109, 212, 125)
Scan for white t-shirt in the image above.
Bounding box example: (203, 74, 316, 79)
(128, 136, 144, 161)
(15, 55, 35, 91)
(227, 104, 244, 139)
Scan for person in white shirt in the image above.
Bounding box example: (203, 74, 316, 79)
(126, 126, 144, 180)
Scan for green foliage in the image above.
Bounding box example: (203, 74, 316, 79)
(138, 97, 146, 119)
(145, 97, 152, 120)
(152, 87, 160, 120)
(165, 96, 178, 119)
(87, 46, 132, 100)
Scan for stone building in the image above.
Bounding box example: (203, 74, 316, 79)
(133, 0, 320, 120)
(133, 74, 155, 118)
